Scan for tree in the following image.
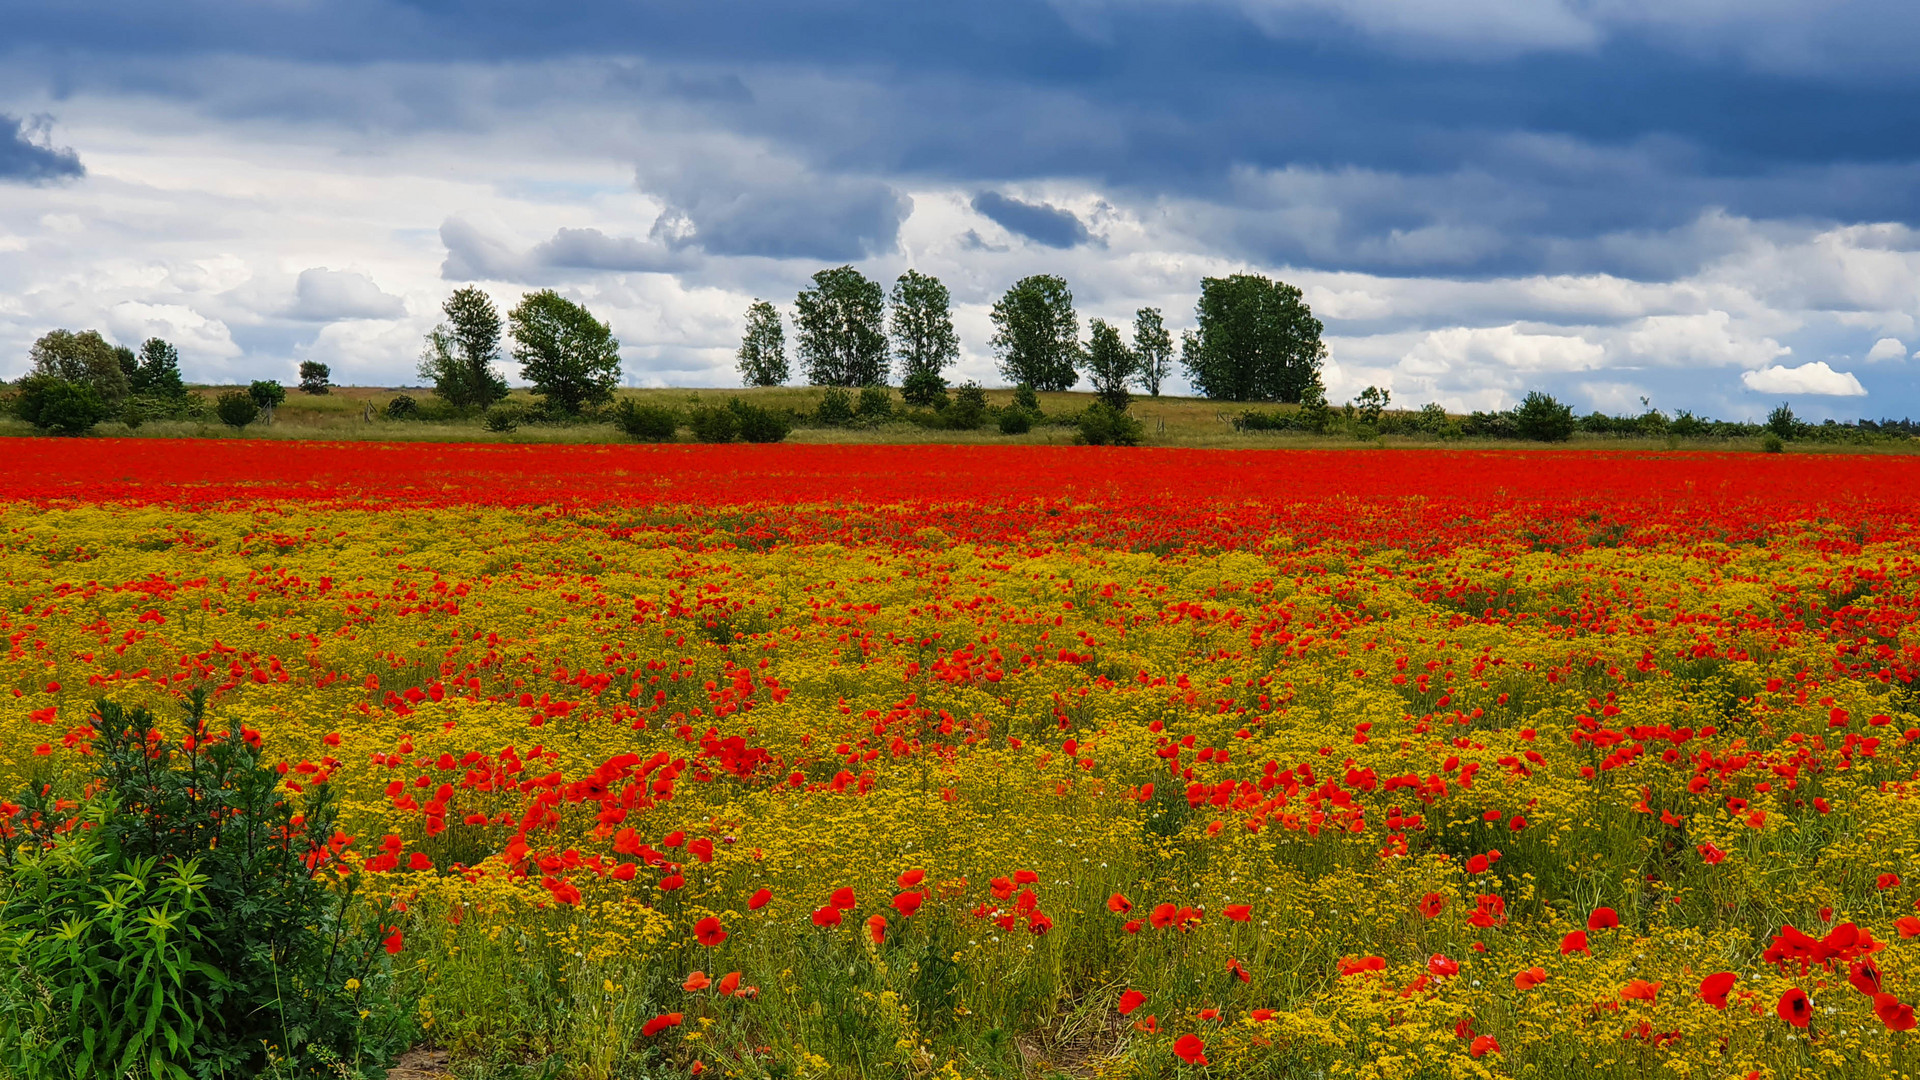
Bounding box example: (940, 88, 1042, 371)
(1766, 402, 1802, 440)
(737, 300, 789, 387)
(990, 275, 1080, 391)
(1353, 386, 1390, 426)
(298, 361, 331, 394)
(420, 287, 510, 408)
(131, 338, 185, 398)
(1132, 307, 1173, 397)
(13, 374, 111, 434)
(248, 380, 286, 410)
(509, 290, 622, 414)
(1180, 274, 1325, 403)
(29, 328, 129, 404)
(794, 266, 888, 387)
(1083, 318, 1138, 411)
(1513, 391, 1575, 442)
(889, 270, 959, 396)
(113, 345, 138, 385)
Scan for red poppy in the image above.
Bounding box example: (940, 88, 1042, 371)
(1227, 957, 1250, 983)
(683, 971, 710, 991)
(1897, 916, 1920, 939)
(383, 930, 404, 954)
(1340, 955, 1386, 976)
(1513, 967, 1547, 991)
(659, 874, 685, 892)
(1117, 989, 1146, 1015)
(694, 916, 727, 946)
(1249, 1008, 1274, 1023)
(1469, 1035, 1501, 1059)
(898, 868, 926, 888)
(1149, 903, 1179, 929)
(1123, 919, 1143, 935)
(1698, 843, 1727, 865)
(811, 906, 842, 927)
(1620, 979, 1661, 1002)
(1875, 993, 1917, 1032)
(748, 888, 772, 910)
(641, 1013, 683, 1037)
(1587, 907, 1620, 931)
(1108, 892, 1132, 914)
(829, 886, 857, 910)
(1133, 1015, 1158, 1035)
(1777, 988, 1812, 1028)
(1172, 1033, 1208, 1065)
(1428, 954, 1459, 978)
(1849, 959, 1882, 997)
(1699, 972, 1737, 1009)
(1878, 873, 1902, 891)
(1013, 869, 1039, 884)
(866, 913, 887, 944)
(892, 891, 924, 917)
(1560, 931, 1590, 955)
(1224, 904, 1252, 922)
(407, 852, 433, 871)
(716, 971, 741, 996)
(1417, 893, 1446, 918)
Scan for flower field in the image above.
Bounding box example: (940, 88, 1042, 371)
(6, 439, 1920, 1079)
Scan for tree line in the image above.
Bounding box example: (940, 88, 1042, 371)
(735, 267, 1328, 410)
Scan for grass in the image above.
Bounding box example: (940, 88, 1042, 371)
(1, 383, 1913, 452)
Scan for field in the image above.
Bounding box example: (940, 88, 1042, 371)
(5, 440, 1920, 1079)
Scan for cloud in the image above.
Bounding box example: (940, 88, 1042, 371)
(1400, 325, 1607, 375)
(440, 220, 691, 283)
(970, 192, 1094, 249)
(1740, 361, 1868, 396)
(639, 149, 912, 261)
(102, 301, 240, 362)
(0, 114, 84, 184)
(1866, 336, 1907, 362)
(530, 228, 683, 273)
(288, 268, 407, 321)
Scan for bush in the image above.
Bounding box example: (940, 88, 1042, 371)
(1233, 409, 1296, 432)
(248, 379, 287, 410)
(384, 394, 418, 420)
(13, 375, 112, 435)
(612, 399, 678, 442)
(942, 381, 988, 430)
(1075, 402, 1145, 446)
(121, 399, 145, 429)
(1670, 410, 1708, 438)
(998, 408, 1033, 435)
(215, 390, 260, 429)
(900, 369, 949, 408)
(815, 387, 855, 426)
(1012, 382, 1041, 414)
(855, 385, 893, 423)
(298, 361, 331, 395)
(1512, 391, 1575, 442)
(1766, 403, 1804, 440)
(0, 693, 409, 1078)
(730, 399, 793, 443)
(1762, 433, 1785, 453)
(483, 403, 519, 432)
(688, 403, 740, 443)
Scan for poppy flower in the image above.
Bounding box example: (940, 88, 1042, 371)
(1172, 1034, 1208, 1065)
(829, 886, 857, 910)
(866, 913, 887, 944)
(1417, 893, 1446, 918)
(1340, 955, 1386, 976)
(1197, 1007, 1219, 1021)
(659, 874, 685, 892)
(897, 868, 925, 888)
(892, 891, 924, 918)
(1587, 907, 1620, 931)
(1013, 869, 1039, 884)
(1428, 954, 1459, 978)
(1620, 979, 1661, 1002)
(1227, 957, 1250, 983)
(1699, 843, 1727, 865)
(1117, 989, 1146, 1015)
(1027, 912, 1053, 935)
(694, 916, 727, 946)
(1513, 967, 1548, 991)
(1469, 1035, 1501, 1059)
(1133, 1015, 1158, 1035)
(407, 852, 433, 871)
(1224, 904, 1252, 922)
(748, 888, 772, 910)
(1875, 993, 1917, 1032)
(1897, 916, 1920, 939)
(811, 906, 842, 927)
(383, 930, 404, 954)
(716, 971, 741, 996)
(1849, 959, 1882, 997)
(1108, 892, 1132, 914)
(1149, 903, 1179, 929)
(1560, 931, 1590, 955)
(641, 1013, 683, 1037)
(1878, 873, 1902, 891)
(1777, 988, 1812, 1028)
(1699, 972, 1737, 1009)
(683, 971, 710, 991)
(1123, 919, 1143, 935)
(1249, 1008, 1274, 1023)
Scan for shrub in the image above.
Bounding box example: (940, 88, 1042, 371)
(855, 385, 893, 423)
(1671, 411, 1709, 438)
(13, 375, 112, 435)
(1766, 403, 1803, 440)
(248, 379, 287, 410)
(688, 403, 740, 443)
(730, 399, 793, 443)
(998, 408, 1033, 435)
(1414, 402, 1451, 434)
(1513, 391, 1575, 441)
(612, 399, 679, 442)
(900, 369, 949, 408)
(384, 394, 418, 420)
(1012, 382, 1041, 414)
(943, 381, 988, 430)
(0, 693, 410, 1078)
(1075, 402, 1145, 446)
(121, 399, 146, 429)
(815, 387, 855, 426)
(1233, 409, 1296, 432)
(483, 403, 519, 433)
(1762, 432, 1785, 453)
(215, 390, 260, 429)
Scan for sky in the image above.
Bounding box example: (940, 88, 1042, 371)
(3, 0, 1919, 419)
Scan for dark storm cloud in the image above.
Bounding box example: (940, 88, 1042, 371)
(971, 192, 1093, 249)
(0, 113, 83, 183)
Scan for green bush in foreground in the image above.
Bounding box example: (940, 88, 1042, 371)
(612, 399, 679, 442)
(0, 693, 410, 1079)
(214, 390, 260, 429)
(13, 375, 113, 435)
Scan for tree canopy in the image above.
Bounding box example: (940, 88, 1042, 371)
(1180, 273, 1325, 403)
(990, 275, 1080, 392)
(421, 287, 510, 408)
(737, 300, 788, 387)
(30, 329, 129, 403)
(794, 266, 888, 387)
(508, 290, 622, 414)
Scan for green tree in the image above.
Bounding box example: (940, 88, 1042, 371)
(509, 290, 622, 414)
(1132, 307, 1173, 397)
(1180, 274, 1325, 402)
(1353, 386, 1390, 426)
(247, 379, 286, 410)
(131, 338, 186, 398)
(1513, 391, 1576, 441)
(794, 266, 888, 387)
(298, 361, 331, 394)
(737, 299, 789, 387)
(1083, 318, 1138, 411)
(420, 287, 510, 408)
(29, 328, 130, 404)
(113, 344, 138, 385)
(889, 270, 959, 394)
(1765, 402, 1802, 440)
(12, 374, 112, 434)
(990, 275, 1080, 391)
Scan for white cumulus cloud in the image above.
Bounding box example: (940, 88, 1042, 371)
(1865, 337, 1907, 363)
(1740, 361, 1867, 397)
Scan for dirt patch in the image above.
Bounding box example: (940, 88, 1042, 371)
(384, 1048, 454, 1080)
